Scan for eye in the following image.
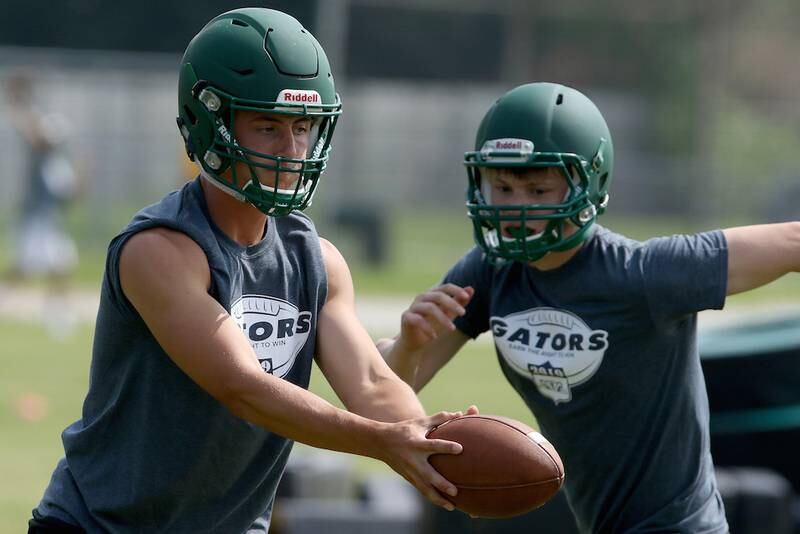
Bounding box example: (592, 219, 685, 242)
(294, 121, 312, 134)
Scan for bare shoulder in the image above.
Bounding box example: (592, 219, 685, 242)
(120, 228, 210, 297)
(319, 237, 353, 301)
(122, 227, 206, 268)
(319, 237, 349, 274)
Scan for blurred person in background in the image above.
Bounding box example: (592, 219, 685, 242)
(3, 70, 80, 336)
(29, 8, 472, 534)
(381, 82, 800, 533)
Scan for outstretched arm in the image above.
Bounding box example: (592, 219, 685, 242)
(724, 222, 800, 295)
(315, 237, 430, 420)
(316, 238, 477, 505)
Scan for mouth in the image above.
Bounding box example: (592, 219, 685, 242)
(243, 172, 306, 197)
(250, 165, 302, 191)
(500, 222, 543, 239)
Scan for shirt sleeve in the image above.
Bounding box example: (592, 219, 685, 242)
(102, 231, 139, 317)
(441, 246, 493, 339)
(641, 230, 728, 324)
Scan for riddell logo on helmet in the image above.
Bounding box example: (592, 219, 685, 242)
(482, 138, 534, 152)
(277, 89, 321, 104)
(496, 140, 523, 149)
(480, 139, 535, 160)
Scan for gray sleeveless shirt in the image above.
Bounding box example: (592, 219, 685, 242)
(35, 179, 327, 533)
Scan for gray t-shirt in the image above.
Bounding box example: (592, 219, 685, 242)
(35, 179, 327, 533)
(444, 225, 729, 534)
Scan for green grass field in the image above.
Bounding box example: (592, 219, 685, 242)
(0, 322, 94, 532)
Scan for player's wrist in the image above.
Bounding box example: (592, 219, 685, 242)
(354, 419, 396, 461)
(375, 336, 397, 358)
(393, 332, 426, 357)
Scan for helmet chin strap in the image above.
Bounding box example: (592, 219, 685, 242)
(202, 146, 308, 210)
(199, 168, 248, 203)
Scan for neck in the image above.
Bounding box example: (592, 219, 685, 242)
(200, 178, 268, 246)
(527, 245, 582, 271)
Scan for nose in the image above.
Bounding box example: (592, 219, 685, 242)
(274, 126, 300, 161)
(510, 192, 531, 206)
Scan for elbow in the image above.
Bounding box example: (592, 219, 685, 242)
(223, 394, 252, 422)
(213, 376, 258, 422)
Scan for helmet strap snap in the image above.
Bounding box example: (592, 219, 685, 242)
(204, 151, 222, 170)
(198, 88, 222, 112)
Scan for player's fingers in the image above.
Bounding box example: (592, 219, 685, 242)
(464, 405, 479, 415)
(401, 313, 438, 340)
(435, 283, 474, 306)
(405, 469, 456, 510)
(424, 464, 459, 498)
(423, 483, 457, 510)
(410, 302, 457, 331)
(463, 285, 475, 301)
(425, 438, 463, 456)
(417, 289, 467, 317)
(426, 410, 463, 428)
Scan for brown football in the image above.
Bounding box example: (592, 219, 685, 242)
(427, 414, 564, 518)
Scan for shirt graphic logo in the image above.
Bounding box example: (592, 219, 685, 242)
(491, 307, 609, 404)
(231, 295, 312, 378)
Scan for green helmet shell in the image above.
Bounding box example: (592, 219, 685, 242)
(176, 8, 342, 216)
(464, 82, 613, 263)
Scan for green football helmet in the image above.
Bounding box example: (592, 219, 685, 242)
(464, 82, 613, 263)
(176, 8, 342, 216)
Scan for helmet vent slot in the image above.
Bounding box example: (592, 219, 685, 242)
(556, 94, 564, 105)
(231, 19, 250, 27)
(232, 68, 254, 76)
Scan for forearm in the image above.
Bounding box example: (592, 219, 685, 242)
(348, 371, 426, 422)
(379, 336, 424, 390)
(724, 222, 800, 295)
(227, 371, 389, 460)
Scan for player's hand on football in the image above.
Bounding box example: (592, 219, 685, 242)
(378, 409, 470, 511)
(463, 405, 479, 416)
(398, 284, 474, 352)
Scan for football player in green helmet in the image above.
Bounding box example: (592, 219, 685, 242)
(464, 82, 613, 264)
(381, 82, 800, 532)
(175, 7, 341, 216)
(30, 8, 472, 533)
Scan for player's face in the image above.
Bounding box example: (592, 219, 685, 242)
(482, 167, 571, 238)
(231, 110, 314, 190)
